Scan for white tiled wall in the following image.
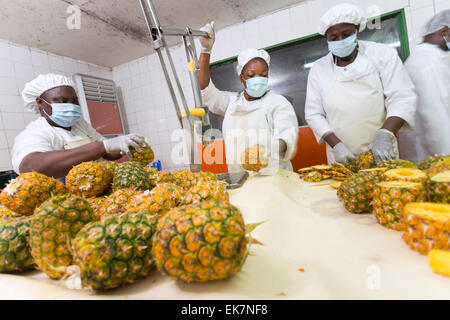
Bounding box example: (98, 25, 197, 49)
(113, 0, 448, 172)
(0, 39, 113, 172)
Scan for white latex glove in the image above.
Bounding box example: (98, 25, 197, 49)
(333, 142, 356, 164)
(370, 129, 399, 163)
(103, 134, 146, 156)
(199, 21, 215, 54)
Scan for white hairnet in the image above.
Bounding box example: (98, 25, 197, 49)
(236, 48, 271, 75)
(421, 9, 450, 37)
(318, 3, 367, 35)
(22, 74, 76, 113)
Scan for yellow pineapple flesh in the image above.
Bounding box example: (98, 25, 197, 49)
(402, 202, 450, 254)
(383, 168, 427, 183)
(428, 250, 450, 277)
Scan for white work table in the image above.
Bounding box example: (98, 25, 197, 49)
(0, 171, 448, 299)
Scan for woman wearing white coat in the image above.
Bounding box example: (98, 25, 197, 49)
(305, 3, 417, 165)
(198, 22, 299, 172)
(398, 10, 450, 163)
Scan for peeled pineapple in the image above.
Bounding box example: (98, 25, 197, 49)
(383, 168, 427, 183)
(130, 142, 154, 167)
(428, 171, 450, 204)
(0, 216, 34, 273)
(337, 168, 385, 213)
(0, 172, 67, 216)
(402, 202, 450, 254)
(30, 194, 94, 279)
(372, 181, 427, 231)
(428, 250, 450, 277)
(240, 145, 268, 172)
(356, 151, 376, 170)
(71, 211, 158, 290)
(66, 161, 112, 198)
(303, 171, 328, 182)
(152, 200, 249, 283)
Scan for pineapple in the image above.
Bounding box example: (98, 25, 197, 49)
(356, 151, 376, 170)
(418, 155, 450, 170)
(184, 180, 229, 204)
(129, 184, 184, 216)
(377, 159, 417, 169)
(240, 145, 268, 172)
(383, 168, 427, 183)
(428, 171, 450, 204)
(330, 182, 342, 190)
(402, 202, 450, 254)
(0, 216, 34, 273)
(0, 172, 67, 216)
(173, 170, 198, 190)
(145, 168, 175, 186)
(337, 168, 385, 213)
(303, 171, 328, 182)
(30, 194, 94, 279)
(85, 197, 107, 220)
(130, 142, 154, 167)
(152, 200, 249, 283)
(344, 163, 359, 173)
(99, 161, 119, 176)
(112, 161, 153, 191)
(372, 181, 427, 231)
(71, 211, 158, 291)
(0, 206, 18, 218)
(95, 189, 141, 219)
(425, 164, 450, 177)
(66, 162, 112, 198)
(428, 250, 450, 277)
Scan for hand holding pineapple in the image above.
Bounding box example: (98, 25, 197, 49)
(103, 134, 146, 156)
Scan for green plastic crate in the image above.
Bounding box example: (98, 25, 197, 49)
(0, 171, 18, 190)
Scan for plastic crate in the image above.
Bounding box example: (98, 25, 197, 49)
(0, 170, 18, 190)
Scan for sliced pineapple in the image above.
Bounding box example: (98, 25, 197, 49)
(428, 171, 450, 204)
(384, 168, 427, 183)
(402, 202, 450, 254)
(428, 250, 450, 277)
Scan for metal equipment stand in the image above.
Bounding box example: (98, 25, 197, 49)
(139, 0, 211, 172)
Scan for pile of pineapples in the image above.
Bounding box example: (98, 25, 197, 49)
(334, 152, 450, 277)
(0, 156, 257, 291)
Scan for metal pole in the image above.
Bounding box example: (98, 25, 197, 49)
(138, 0, 183, 127)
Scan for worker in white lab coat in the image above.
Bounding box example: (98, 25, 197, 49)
(305, 3, 417, 165)
(198, 22, 299, 173)
(12, 74, 146, 178)
(398, 10, 450, 163)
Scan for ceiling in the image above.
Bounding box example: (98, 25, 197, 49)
(0, 0, 303, 68)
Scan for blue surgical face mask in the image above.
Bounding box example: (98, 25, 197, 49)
(328, 33, 358, 58)
(245, 77, 269, 98)
(41, 98, 82, 127)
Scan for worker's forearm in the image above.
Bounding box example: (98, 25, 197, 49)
(381, 116, 405, 136)
(323, 132, 341, 148)
(20, 141, 107, 178)
(199, 52, 211, 90)
(103, 152, 122, 161)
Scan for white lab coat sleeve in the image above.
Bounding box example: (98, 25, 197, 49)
(272, 97, 299, 161)
(201, 80, 232, 116)
(377, 46, 417, 130)
(11, 129, 55, 174)
(405, 55, 450, 156)
(305, 67, 333, 144)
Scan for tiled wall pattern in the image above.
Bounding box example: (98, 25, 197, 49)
(112, 0, 449, 172)
(0, 39, 113, 172)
